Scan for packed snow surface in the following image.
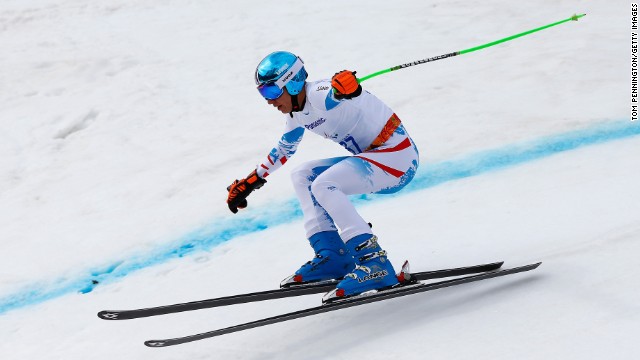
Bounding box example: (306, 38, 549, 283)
(0, 1, 637, 359)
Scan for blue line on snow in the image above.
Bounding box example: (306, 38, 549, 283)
(0, 120, 638, 315)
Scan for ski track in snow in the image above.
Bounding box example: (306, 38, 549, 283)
(0, 119, 636, 315)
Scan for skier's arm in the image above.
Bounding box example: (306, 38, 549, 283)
(255, 119, 305, 178)
(226, 118, 304, 214)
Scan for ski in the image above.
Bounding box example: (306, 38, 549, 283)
(144, 262, 540, 347)
(98, 261, 503, 320)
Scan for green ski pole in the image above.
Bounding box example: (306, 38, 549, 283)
(358, 13, 586, 83)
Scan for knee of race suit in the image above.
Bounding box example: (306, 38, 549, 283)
(309, 179, 339, 206)
(290, 163, 329, 187)
(289, 164, 310, 187)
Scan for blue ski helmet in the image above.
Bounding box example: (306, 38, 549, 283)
(255, 51, 308, 100)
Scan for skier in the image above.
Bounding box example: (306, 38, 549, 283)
(226, 51, 419, 301)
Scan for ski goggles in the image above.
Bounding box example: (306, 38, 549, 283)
(256, 57, 304, 100)
(257, 82, 284, 100)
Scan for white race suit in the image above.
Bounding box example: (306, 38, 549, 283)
(256, 80, 419, 242)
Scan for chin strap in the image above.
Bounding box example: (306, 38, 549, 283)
(288, 91, 306, 118)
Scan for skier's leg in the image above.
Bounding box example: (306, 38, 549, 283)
(290, 157, 347, 237)
(283, 157, 356, 286)
(311, 127, 419, 298)
(311, 129, 419, 240)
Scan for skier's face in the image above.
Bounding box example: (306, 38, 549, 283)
(266, 90, 292, 114)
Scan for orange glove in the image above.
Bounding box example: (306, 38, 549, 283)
(226, 170, 266, 214)
(331, 70, 362, 99)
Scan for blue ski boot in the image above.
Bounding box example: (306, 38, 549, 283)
(280, 231, 356, 287)
(323, 233, 399, 302)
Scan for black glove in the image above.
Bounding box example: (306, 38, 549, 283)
(332, 70, 362, 100)
(226, 169, 267, 214)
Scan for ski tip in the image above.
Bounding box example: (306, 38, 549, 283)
(519, 262, 542, 271)
(483, 261, 504, 271)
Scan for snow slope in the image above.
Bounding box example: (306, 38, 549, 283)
(0, 0, 637, 359)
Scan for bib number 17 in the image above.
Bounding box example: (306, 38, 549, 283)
(339, 136, 362, 154)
